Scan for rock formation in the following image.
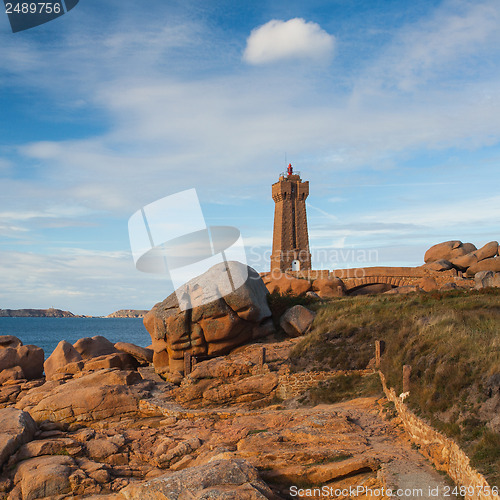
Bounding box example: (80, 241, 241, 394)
(119, 458, 277, 499)
(16, 369, 147, 424)
(424, 241, 477, 263)
(280, 305, 316, 338)
(0, 408, 37, 469)
(144, 262, 275, 380)
(424, 240, 499, 277)
(106, 310, 149, 318)
(466, 256, 500, 276)
(312, 277, 345, 298)
(0, 339, 44, 382)
(44, 336, 144, 381)
(261, 273, 312, 295)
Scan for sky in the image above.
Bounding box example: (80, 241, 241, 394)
(1, 0, 500, 315)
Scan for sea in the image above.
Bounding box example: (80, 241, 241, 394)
(0, 317, 151, 359)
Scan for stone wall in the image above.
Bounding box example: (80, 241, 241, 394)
(276, 368, 373, 400)
(379, 372, 499, 500)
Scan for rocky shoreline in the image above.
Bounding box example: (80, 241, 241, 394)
(0, 333, 459, 500)
(104, 310, 149, 319)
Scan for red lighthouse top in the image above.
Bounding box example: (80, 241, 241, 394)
(287, 163, 293, 176)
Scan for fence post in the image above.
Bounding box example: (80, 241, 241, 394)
(258, 347, 266, 367)
(184, 352, 192, 376)
(403, 365, 411, 393)
(375, 341, 382, 368)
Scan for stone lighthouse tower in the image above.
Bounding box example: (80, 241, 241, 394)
(271, 164, 311, 273)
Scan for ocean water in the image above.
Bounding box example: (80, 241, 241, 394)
(0, 317, 152, 359)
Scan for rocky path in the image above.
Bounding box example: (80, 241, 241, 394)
(332, 398, 458, 500)
(136, 391, 459, 500)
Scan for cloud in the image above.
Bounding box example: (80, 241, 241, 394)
(353, 0, 500, 93)
(243, 18, 335, 65)
(0, 249, 173, 316)
(360, 194, 500, 229)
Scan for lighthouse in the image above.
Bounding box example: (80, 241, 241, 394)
(270, 164, 311, 273)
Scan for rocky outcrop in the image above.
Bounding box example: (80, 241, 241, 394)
(44, 340, 83, 381)
(0, 408, 37, 469)
(474, 271, 500, 289)
(106, 310, 149, 318)
(74, 335, 120, 360)
(261, 273, 312, 295)
(0, 336, 22, 349)
(280, 305, 316, 337)
(170, 339, 295, 407)
(43, 337, 141, 381)
(114, 342, 153, 365)
(421, 259, 454, 272)
(467, 256, 500, 277)
(16, 369, 146, 424)
(451, 241, 499, 271)
(424, 241, 476, 263)
(312, 277, 345, 298)
(423, 240, 500, 277)
(118, 458, 276, 499)
(0, 337, 44, 381)
(144, 262, 274, 380)
(9, 455, 79, 499)
(418, 277, 439, 292)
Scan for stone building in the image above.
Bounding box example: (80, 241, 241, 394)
(270, 164, 311, 273)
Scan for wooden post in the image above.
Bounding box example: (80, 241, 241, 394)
(375, 341, 381, 368)
(258, 347, 266, 367)
(403, 365, 411, 393)
(184, 352, 192, 377)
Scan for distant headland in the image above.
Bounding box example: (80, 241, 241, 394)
(0, 308, 148, 318)
(0, 308, 79, 318)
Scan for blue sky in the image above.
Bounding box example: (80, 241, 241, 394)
(1, 0, 500, 315)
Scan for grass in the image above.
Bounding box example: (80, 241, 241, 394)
(287, 288, 500, 487)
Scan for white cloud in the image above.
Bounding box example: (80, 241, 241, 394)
(243, 18, 335, 65)
(0, 249, 173, 316)
(361, 195, 500, 229)
(353, 0, 500, 93)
